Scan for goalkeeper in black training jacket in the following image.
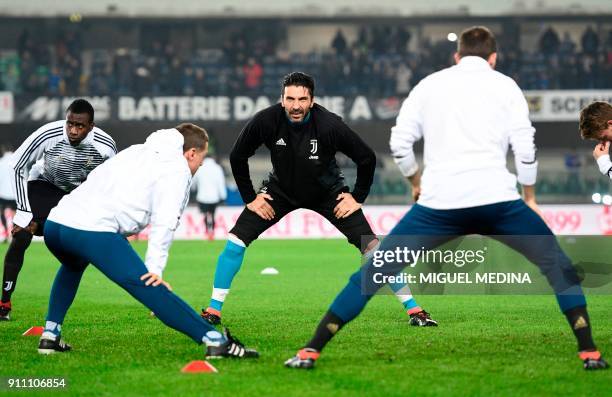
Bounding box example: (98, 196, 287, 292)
(201, 72, 436, 327)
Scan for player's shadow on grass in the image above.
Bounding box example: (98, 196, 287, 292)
(575, 262, 612, 288)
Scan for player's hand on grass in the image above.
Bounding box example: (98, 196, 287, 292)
(593, 141, 610, 160)
(334, 192, 361, 219)
(11, 221, 38, 236)
(247, 193, 275, 220)
(140, 272, 173, 291)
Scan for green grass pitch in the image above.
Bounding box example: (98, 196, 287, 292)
(0, 240, 610, 396)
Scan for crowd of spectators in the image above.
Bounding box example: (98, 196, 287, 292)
(1, 24, 611, 98)
(509, 26, 612, 90)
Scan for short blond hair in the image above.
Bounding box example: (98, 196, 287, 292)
(175, 123, 209, 151)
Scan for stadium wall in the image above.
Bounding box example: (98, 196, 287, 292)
(103, 204, 612, 239)
(2, 205, 609, 241)
(1, 90, 610, 152)
(0, 0, 610, 17)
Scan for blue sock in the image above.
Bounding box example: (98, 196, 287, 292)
(202, 329, 225, 346)
(209, 239, 246, 313)
(401, 297, 419, 311)
(42, 321, 62, 340)
(390, 282, 421, 312)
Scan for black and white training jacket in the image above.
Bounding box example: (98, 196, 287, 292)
(11, 119, 117, 228)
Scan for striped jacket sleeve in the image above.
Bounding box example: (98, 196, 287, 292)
(92, 128, 118, 158)
(11, 123, 64, 228)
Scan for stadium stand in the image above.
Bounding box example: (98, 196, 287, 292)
(0, 8, 610, 204)
(1, 22, 611, 96)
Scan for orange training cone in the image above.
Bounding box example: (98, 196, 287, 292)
(181, 360, 218, 373)
(22, 326, 44, 336)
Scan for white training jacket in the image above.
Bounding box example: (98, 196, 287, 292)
(48, 129, 191, 276)
(390, 56, 537, 210)
(191, 158, 227, 204)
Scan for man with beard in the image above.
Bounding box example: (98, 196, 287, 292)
(201, 72, 435, 328)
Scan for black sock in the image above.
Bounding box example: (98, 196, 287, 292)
(1, 230, 32, 302)
(564, 306, 596, 352)
(206, 213, 214, 232)
(305, 310, 346, 352)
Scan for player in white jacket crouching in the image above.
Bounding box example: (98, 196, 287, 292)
(38, 123, 257, 359)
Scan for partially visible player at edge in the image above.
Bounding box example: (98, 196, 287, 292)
(0, 99, 116, 321)
(201, 72, 436, 327)
(286, 26, 608, 371)
(580, 101, 612, 177)
(0, 145, 17, 243)
(37, 123, 257, 359)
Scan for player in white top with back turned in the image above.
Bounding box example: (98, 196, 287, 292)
(37, 123, 257, 359)
(286, 26, 608, 371)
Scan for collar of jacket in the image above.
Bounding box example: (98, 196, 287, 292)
(456, 56, 492, 70)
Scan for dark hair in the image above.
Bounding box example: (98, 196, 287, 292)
(281, 72, 315, 98)
(457, 26, 497, 60)
(579, 101, 612, 140)
(175, 123, 209, 152)
(66, 99, 95, 123)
